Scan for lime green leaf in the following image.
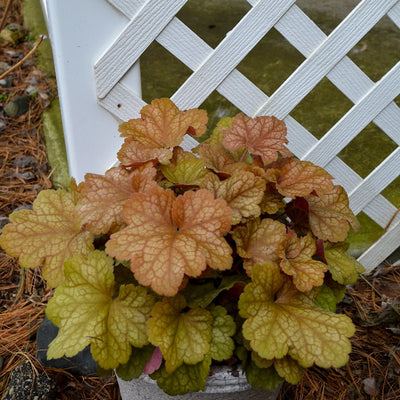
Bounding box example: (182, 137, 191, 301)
(209, 306, 236, 361)
(183, 275, 248, 308)
(0, 190, 93, 287)
(148, 295, 213, 372)
(91, 284, 156, 369)
(251, 352, 274, 368)
(151, 355, 212, 396)
(207, 117, 234, 146)
(116, 345, 155, 381)
(97, 365, 112, 378)
(162, 159, 208, 186)
(314, 284, 338, 312)
(235, 346, 250, 367)
(274, 356, 304, 385)
(46, 250, 156, 369)
(324, 242, 365, 285)
(245, 361, 283, 392)
(239, 263, 355, 368)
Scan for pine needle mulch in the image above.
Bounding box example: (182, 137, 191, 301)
(1, 1, 399, 400)
(279, 263, 400, 400)
(0, 1, 120, 399)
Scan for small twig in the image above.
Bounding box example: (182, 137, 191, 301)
(359, 274, 400, 316)
(359, 274, 383, 298)
(366, 205, 400, 249)
(0, 35, 44, 80)
(239, 149, 249, 162)
(0, 0, 13, 32)
(13, 268, 25, 304)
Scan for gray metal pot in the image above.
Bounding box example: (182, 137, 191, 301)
(117, 365, 281, 400)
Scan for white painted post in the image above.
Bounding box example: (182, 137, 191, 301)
(41, 0, 142, 182)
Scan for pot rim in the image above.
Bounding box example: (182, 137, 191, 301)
(123, 365, 253, 394)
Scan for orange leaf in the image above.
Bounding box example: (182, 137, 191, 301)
(222, 114, 291, 163)
(260, 183, 285, 214)
(199, 143, 237, 174)
(106, 188, 232, 296)
(277, 235, 327, 292)
(232, 218, 287, 275)
(305, 186, 360, 242)
(0, 190, 93, 287)
(118, 99, 207, 166)
(76, 166, 157, 234)
(201, 171, 266, 225)
(266, 158, 334, 198)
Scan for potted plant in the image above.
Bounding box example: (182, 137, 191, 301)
(0, 98, 364, 398)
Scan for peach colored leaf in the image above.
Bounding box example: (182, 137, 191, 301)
(274, 356, 304, 384)
(46, 251, 156, 369)
(76, 166, 157, 234)
(0, 190, 93, 287)
(222, 113, 291, 163)
(277, 235, 328, 292)
(266, 158, 333, 198)
(106, 188, 232, 296)
(305, 186, 360, 242)
(117, 139, 173, 167)
(198, 143, 237, 173)
(239, 263, 355, 368)
(201, 171, 266, 225)
(148, 295, 213, 372)
(232, 218, 287, 275)
(118, 99, 207, 166)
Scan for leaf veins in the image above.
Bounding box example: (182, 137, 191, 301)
(106, 187, 233, 296)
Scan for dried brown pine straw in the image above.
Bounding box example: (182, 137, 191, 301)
(1, 1, 400, 399)
(279, 266, 400, 400)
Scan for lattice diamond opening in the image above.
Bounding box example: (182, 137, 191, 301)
(347, 17, 400, 81)
(176, 0, 251, 49)
(290, 77, 354, 140)
(95, 0, 400, 271)
(337, 123, 398, 178)
(236, 28, 305, 96)
(140, 41, 192, 103)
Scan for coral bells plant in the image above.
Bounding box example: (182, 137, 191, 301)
(0, 98, 364, 395)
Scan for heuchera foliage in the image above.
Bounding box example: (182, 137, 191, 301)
(0, 98, 364, 395)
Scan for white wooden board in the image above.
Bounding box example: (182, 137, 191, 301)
(41, 0, 141, 182)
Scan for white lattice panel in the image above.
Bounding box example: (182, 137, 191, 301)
(46, 0, 400, 271)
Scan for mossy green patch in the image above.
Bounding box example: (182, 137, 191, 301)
(42, 98, 69, 190)
(22, 0, 55, 77)
(22, 0, 69, 189)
